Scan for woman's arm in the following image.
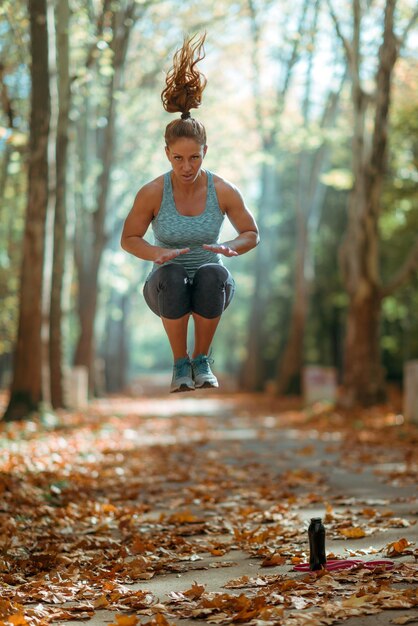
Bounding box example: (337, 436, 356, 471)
(203, 179, 259, 257)
(121, 182, 189, 264)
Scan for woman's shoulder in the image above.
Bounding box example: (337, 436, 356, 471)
(211, 172, 243, 200)
(137, 174, 165, 199)
(134, 174, 165, 214)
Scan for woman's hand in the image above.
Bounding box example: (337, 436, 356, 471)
(202, 244, 239, 257)
(154, 247, 190, 265)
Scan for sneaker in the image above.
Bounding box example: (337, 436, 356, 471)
(191, 354, 219, 389)
(170, 356, 195, 393)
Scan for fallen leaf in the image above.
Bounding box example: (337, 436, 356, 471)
(108, 615, 139, 626)
(339, 527, 366, 538)
(183, 582, 205, 600)
(261, 553, 286, 567)
(386, 538, 413, 556)
(391, 616, 418, 624)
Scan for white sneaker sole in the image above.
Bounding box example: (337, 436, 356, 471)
(170, 383, 195, 393)
(194, 379, 219, 389)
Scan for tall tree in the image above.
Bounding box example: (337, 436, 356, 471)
(240, 0, 309, 391)
(327, 0, 418, 406)
(3, 0, 50, 420)
(275, 2, 346, 395)
(49, 0, 70, 409)
(73, 1, 139, 389)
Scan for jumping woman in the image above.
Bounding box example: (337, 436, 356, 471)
(121, 34, 259, 393)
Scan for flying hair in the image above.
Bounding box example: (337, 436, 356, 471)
(161, 33, 207, 114)
(162, 34, 208, 146)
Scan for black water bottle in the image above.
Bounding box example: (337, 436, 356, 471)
(308, 517, 326, 571)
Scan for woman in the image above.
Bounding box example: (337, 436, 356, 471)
(121, 34, 259, 393)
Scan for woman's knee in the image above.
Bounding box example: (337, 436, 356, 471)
(156, 263, 189, 290)
(193, 264, 229, 288)
(144, 264, 191, 318)
(192, 264, 234, 318)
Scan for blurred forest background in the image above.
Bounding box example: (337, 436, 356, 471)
(0, 0, 417, 420)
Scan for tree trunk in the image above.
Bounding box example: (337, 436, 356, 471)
(337, 0, 398, 405)
(3, 0, 50, 421)
(73, 250, 100, 379)
(342, 290, 385, 407)
(275, 14, 345, 396)
(239, 157, 276, 391)
(49, 0, 70, 409)
(275, 188, 308, 395)
(240, 0, 308, 391)
(0, 63, 15, 210)
(73, 5, 135, 391)
(342, 290, 386, 406)
(104, 292, 129, 393)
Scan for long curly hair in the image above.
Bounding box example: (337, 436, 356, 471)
(161, 34, 207, 146)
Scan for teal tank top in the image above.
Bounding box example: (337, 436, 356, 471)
(150, 170, 225, 279)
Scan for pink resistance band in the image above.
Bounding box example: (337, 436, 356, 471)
(293, 558, 395, 572)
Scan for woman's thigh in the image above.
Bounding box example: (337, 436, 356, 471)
(191, 264, 235, 319)
(143, 264, 192, 318)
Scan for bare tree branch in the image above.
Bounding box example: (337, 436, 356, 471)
(84, 0, 112, 70)
(280, 0, 310, 97)
(397, 6, 418, 51)
(0, 63, 15, 127)
(382, 236, 418, 297)
(325, 0, 355, 73)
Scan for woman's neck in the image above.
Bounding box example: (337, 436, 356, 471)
(171, 169, 206, 196)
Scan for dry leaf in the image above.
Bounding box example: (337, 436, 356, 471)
(108, 615, 139, 626)
(183, 582, 205, 600)
(339, 527, 366, 538)
(6, 615, 29, 626)
(391, 616, 418, 624)
(261, 553, 286, 567)
(386, 538, 413, 556)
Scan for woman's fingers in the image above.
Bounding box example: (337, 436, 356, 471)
(155, 248, 190, 264)
(202, 244, 238, 257)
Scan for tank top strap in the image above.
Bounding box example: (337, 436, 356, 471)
(163, 171, 173, 199)
(158, 172, 175, 216)
(205, 170, 222, 215)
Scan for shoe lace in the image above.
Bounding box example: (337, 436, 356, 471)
(174, 357, 191, 378)
(193, 354, 214, 375)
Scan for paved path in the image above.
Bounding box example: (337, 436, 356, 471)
(58, 393, 417, 626)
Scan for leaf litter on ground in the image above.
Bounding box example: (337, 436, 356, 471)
(0, 392, 417, 624)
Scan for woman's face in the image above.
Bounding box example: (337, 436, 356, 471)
(165, 138, 207, 184)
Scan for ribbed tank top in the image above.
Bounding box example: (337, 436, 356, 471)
(150, 170, 225, 279)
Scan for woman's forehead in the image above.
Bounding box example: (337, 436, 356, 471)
(167, 138, 206, 154)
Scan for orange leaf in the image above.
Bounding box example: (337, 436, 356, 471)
(168, 511, 201, 523)
(93, 594, 109, 608)
(102, 503, 117, 513)
(261, 554, 286, 567)
(339, 527, 366, 538)
(386, 538, 412, 556)
(342, 594, 372, 608)
(183, 582, 205, 599)
(8, 615, 29, 626)
(109, 616, 139, 626)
